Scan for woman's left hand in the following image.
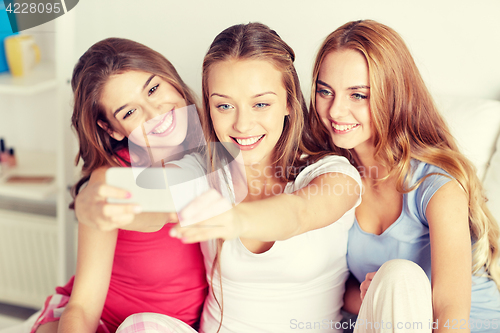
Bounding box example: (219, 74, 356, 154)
(169, 189, 245, 243)
(360, 271, 377, 301)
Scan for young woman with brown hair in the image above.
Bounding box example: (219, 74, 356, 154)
(31, 37, 207, 333)
(310, 20, 500, 332)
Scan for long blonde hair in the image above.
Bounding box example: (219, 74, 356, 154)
(309, 20, 500, 287)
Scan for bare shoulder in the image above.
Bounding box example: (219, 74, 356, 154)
(428, 179, 467, 208)
(426, 179, 468, 225)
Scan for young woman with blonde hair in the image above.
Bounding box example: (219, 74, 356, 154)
(310, 19, 500, 332)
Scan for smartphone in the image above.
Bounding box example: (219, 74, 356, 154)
(105, 167, 211, 212)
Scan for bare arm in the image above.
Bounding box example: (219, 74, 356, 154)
(342, 273, 362, 314)
(174, 172, 360, 242)
(427, 180, 471, 333)
(75, 167, 177, 232)
(238, 173, 359, 240)
(58, 224, 117, 333)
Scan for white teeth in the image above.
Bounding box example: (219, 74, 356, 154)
(235, 135, 263, 146)
(332, 123, 358, 131)
(151, 112, 174, 134)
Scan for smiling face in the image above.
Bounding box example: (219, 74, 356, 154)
(208, 59, 289, 167)
(99, 70, 188, 156)
(315, 49, 373, 153)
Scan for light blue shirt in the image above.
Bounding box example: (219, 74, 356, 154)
(347, 160, 500, 332)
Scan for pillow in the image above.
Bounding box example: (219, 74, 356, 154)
(483, 132, 500, 226)
(435, 96, 500, 182)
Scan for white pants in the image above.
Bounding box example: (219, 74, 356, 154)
(116, 259, 432, 333)
(354, 259, 433, 333)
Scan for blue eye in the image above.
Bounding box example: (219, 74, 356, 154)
(216, 104, 233, 111)
(123, 109, 136, 120)
(317, 89, 333, 97)
(255, 103, 269, 109)
(352, 93, 367, 100)
(148, 84, 159, 96)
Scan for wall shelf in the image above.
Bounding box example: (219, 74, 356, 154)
(0, 63, 56, 96)
(0, 150, 57, 201)
(0, 180, 57, 201)
(0, 13, 77, 308)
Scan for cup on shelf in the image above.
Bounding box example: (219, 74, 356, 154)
(4, 34, 40, 77)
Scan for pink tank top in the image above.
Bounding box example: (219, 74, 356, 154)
(58, 226, 207, 332)
(58, 148, 207, 332)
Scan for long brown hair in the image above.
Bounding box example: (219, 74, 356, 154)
(309, 19, 500, 288)
(70, 37, 200, 198)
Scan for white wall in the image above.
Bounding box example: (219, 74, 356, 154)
(3, 0, 499, 152)
(71, 0, 500, 101)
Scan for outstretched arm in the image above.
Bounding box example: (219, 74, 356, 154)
(173, 172, 360, 242)
(427, 180, 471, 333)
(58, 224, 117, 333)
(75, 167, 177, 232)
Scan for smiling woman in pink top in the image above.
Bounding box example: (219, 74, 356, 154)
(30, 38, 207, 333)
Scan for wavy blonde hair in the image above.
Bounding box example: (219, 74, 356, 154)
(309, 20, 500, 288)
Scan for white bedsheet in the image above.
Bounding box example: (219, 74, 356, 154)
(0, 311, 40, 333)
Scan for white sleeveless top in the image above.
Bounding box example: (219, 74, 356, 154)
(200, 155, 362, 333)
